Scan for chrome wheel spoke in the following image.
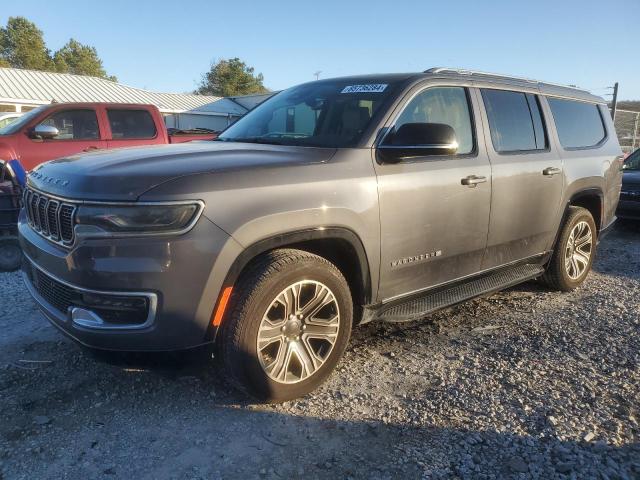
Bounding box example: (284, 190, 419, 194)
(290, 340, 319, 378)
(269, 341, 294, 382)
(299, 284, 333, 319)
(575, 231, 592, 249)
(257, 323, 285, 349)
(303, 320, 339, 340)
(256, 280, 340, 384)
(573, 251, 589, 269)
(278, 287, 297, 319)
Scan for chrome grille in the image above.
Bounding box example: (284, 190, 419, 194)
(24, 188, 76, 246)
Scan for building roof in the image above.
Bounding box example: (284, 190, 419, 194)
(0, 67, 220, 113)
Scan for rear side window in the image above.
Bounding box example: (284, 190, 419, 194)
(41, 109, 99, 140)
(481, 89, 547, 153)
(107, 109, 157, 139)
(547, 98, 605, 149)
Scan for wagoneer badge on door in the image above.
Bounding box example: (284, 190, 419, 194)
(391, 250, 443, 268)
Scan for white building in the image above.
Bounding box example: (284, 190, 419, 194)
(0, 67, 273, 131)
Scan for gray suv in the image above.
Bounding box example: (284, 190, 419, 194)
(19, 68, 623, 401)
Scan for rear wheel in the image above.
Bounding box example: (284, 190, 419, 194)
(219, 249, 352, 402)
(542, 207, 596, 291)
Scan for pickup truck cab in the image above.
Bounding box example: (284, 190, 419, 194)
(19, 69, 623, 401)
(0, 103, 216, 171)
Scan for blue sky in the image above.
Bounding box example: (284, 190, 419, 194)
(2, 0, 639, 99)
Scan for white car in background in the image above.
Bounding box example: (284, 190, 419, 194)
(0, 112, 23, 129)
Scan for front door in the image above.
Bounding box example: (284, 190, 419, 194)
(374, 85, 492, 302)
(477, 88, 564, 269)
(21, 108, 104, 170)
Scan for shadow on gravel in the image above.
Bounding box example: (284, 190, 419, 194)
(1, 337, 639, 479)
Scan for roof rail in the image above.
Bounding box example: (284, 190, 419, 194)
(424, 67, 588, 92)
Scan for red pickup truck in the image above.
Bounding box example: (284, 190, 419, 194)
(0, 102, 217, 171)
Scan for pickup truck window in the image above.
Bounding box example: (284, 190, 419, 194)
(40, 109, 100, 140)
(0, 105, 47, 136)
(393, 87, 474, 154)
(218, 79, 402, 148)
(107, 109, 157, 139)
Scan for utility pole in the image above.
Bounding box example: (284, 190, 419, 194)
(314, 71, 322, 81)
(632, 112, 639, 151)
(610, 82, 619, 121)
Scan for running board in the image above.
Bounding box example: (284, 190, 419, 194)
(377, 264, 544, 323)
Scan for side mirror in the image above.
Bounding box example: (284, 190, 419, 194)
(32, 124, 59, 140)
(377, 122, 458, 163)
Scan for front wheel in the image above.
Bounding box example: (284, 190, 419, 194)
(218, 249, 353, 402)
(542, 206, 597, 291)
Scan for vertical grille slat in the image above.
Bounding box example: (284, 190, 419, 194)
(47, 200, 60, 239)
(59, 205, 76, 243)
(38, 196, 49, 236)
(25, 188, 76, 246)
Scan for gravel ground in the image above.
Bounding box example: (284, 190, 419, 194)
(0, 222, 638, 480)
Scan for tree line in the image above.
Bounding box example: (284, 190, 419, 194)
(0, 16, 269, 97)
(0, 17, 116, 80)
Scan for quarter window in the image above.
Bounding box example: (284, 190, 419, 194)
(107, 109, 157, 139)
(40, 109, 99, 140)
(547, 98, 605, 149)
(393, 87, 475, 155)
(481, 89, 547, 153)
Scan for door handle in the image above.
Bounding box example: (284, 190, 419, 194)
(461, 175, 487, 187)
(83, 146, 101, 152)
(543, 167, 561, 176)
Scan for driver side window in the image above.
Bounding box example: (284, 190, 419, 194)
(41, 109, 99, 140)
(395, 87, 474, 154)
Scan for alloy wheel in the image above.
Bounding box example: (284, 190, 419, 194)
(256, 280, 340, 384)
(564, 220, 593, 280)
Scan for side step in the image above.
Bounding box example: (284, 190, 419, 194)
(377, 264, 544, 322)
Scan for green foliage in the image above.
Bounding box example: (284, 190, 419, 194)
(0, 17, 53, 70)
(53, 39, 116, 81)
(197, 58, 268, 96)
(0, 16, 115, 80)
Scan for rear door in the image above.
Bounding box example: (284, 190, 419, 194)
(374, 84, 492, 302)
(477, 87, 564, 269)
(20, 107, 105, 170)
(105, 107, 163, 149)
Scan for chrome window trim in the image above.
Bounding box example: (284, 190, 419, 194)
(23, 253, 158, 331)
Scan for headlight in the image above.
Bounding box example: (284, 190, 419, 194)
(76, 202, 202, 235)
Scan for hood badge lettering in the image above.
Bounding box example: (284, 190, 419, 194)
(391, 250, 443, 269)
(29, 172, 69, 187)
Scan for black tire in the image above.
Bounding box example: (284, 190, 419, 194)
(542, 207, 597, 291)
(219, 248, 353, 402)
(0, 238, 22, 273)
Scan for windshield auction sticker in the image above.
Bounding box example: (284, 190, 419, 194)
(341, 84, 388, 94)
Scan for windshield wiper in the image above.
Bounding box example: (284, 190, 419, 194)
(217, 137, 287, 145)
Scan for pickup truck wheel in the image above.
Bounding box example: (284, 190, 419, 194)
(219, 249, 353, 402)
(542, 207, 596, 291)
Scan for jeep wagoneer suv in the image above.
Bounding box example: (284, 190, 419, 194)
(19, 68, 623, 400)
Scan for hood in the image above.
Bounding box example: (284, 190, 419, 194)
(27, 141, 336, 201)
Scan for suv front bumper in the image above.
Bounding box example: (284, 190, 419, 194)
(19, 211, 237, 351)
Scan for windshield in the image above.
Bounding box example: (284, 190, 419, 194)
(0, 105, 47, 136)
(218, 79, 403, 148)
(624, 149, 640, 171)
